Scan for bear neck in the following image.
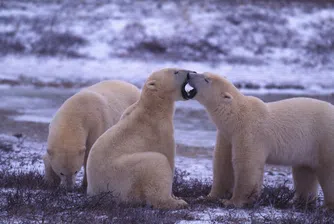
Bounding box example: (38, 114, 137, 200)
(139, 90, 175, 120)
(48, 115, 87, 151)
(208, 91, 246, 139)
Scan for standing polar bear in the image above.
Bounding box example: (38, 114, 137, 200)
(188, 72, 334, 209)
(87, 68, 196, 209)
(44, 80, 140, 189)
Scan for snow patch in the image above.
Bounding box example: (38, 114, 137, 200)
(12, 115, 51, 123)
(0, 56, 333, 95)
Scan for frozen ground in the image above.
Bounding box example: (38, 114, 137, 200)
(0, 133, 331, 223)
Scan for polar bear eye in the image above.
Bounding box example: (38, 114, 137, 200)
(204, 78, 210, 83)
(74, 171, 78, 174)
(60, 172, 64, 176)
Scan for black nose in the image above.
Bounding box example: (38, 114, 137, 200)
(187, 71, 197, 80)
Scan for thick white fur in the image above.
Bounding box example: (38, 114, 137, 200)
(44, 80, 140, 188)
(188, 72, 334, 208)
(86, 68, 191, 209)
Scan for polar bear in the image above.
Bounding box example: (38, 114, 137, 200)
(44, 80, 140, 189)
(187, 72, 334, 209)
(86, 68, 196, 209)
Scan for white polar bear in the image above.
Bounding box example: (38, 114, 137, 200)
(44, 80, 140, 189)
(188, 72, 334, 209)
(86, 68, 196, 209)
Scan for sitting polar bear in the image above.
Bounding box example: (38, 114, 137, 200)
(86, 68, 196, 209)
(188, 72, 334, 209)
(44, 80, 140, 189)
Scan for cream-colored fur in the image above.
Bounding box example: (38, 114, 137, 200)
(86, 68, 193, 209)
(188, 72, 334, 209)
(44, 80, 140, 189)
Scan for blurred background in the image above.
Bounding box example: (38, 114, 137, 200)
(1, 0, 333, 91)
(0, 0, 334, 169)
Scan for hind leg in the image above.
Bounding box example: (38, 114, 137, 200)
(317, 166, 334, 209)
(292, 166, 318, 205)
(144, 171, 187, 209)
(124, 152, 188, 209)
(42, 154, 60, 186)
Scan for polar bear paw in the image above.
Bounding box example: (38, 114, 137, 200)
(171, 199, 189, 210)
(195, 194, 221, 203)
(155, 198, 188, 210)
(221, 198, 252, 208)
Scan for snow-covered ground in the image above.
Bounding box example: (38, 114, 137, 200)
(0, 133, 326, 223)
(0, 0, 333, 94)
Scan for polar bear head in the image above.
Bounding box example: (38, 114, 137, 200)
(187, 72, 238, 110)
(47, 138, 86, 189)
(142, 68, 198, 102)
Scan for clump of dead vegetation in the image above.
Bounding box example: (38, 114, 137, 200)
(0, 169, 334, 223)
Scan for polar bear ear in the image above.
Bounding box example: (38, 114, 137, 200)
(146, 80, 157, 91)
(222, 92, 233, 101)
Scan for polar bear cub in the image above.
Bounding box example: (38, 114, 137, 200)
(86, 68, 196, 209)
(188, 72, 334, 209)
(44, 80, 140, 189)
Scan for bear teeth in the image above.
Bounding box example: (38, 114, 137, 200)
(185, 83, 194, 94)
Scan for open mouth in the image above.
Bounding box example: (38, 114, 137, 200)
(181, 80, 197, 100)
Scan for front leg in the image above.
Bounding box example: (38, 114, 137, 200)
(43, 154, 60, 186)
(208, 132, 233, 199)
(222, 142, 266, 208)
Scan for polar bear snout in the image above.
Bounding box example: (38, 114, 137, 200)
(188, 73, 210, 87)
(186, 71, 197, 78)
(187, 73, 210, 98)
(60, 174, 76, 190)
